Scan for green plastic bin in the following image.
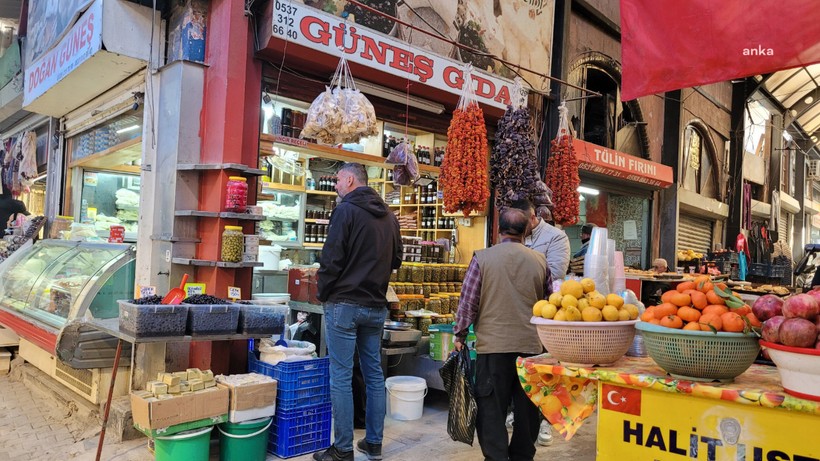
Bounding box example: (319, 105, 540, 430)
(217, 417, 272, 461)
(154, 425, 212, 461)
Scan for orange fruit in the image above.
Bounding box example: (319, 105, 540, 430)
(745, 312, 762, 327)
(690, 291, 708, 310)
(700, 282, 714, 293)
(683, 321, 702, 331)
(705, 290, 725, 305)
(699, 312, 723, 331)
(720, 312, 746, 332)
(678, 306, 701, 323)
(676, 281, 696, 293)
(648, 318, 661, 325)
(732, 304, 751, 316)
(660, 315, 684, 329)
(702, 305, 728, 317)
(669, 292, 692, 308)
(641, 307, 656, 322)
(653, 303, 678, 319)
(661, 290, 678, 304)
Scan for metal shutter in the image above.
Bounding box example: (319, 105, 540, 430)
(779, 210, 791, 246)
(677, 214, 714, 253)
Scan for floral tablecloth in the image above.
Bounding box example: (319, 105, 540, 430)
(516, 354, 820, 440)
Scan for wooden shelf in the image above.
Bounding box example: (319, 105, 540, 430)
(172, 258, 263, 268)
(69, 136, 142, 173)
(175, 210, 267, 221)
(305, 219, 330, 224)
(260, 182, 305, 193)
(306, 190, 338, 196)
(303, 243, 324, 248)
(177, 163, 267, 176)
(260, 134, 441, 175)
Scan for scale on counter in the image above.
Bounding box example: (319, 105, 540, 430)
(383, 321, 422, 347)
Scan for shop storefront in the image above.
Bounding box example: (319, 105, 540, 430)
(571, 139, 673, 269)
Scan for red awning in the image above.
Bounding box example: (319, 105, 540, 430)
(573, 139, 673, 189)
(620, 0, 820, 100)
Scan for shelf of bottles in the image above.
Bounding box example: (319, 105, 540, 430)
(382, 135, 445, 167)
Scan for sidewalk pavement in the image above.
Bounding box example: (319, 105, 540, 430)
(1, 362, 597, 461)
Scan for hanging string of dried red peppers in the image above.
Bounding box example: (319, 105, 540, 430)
(545, 103, 580, 226)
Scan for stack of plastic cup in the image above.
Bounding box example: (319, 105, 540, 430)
(607, 239, 616, 294)
(612, 251, 626, 294)
(584, 227, 610, 295)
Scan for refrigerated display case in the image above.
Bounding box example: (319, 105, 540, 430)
(258, 189, 304, 246)
(0, 240, 136, 354)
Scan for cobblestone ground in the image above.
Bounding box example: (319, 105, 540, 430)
(1, 367, 598, 461)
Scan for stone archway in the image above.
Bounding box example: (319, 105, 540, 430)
(567, 51, 651, 160)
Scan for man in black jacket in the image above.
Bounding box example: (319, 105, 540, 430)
(314, 162, 402, 461)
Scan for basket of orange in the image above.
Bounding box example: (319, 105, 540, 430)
(530, 278, 639, 367)
(636, 276, 761, 382)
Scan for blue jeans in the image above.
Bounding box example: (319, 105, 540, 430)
(324, 302, 388, 452)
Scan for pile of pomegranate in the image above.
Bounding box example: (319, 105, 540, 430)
(753, 292, 820, 349)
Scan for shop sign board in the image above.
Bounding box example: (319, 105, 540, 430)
(597, 383, 820, 460)
(23, 0, 103, 107)
(269, 0, 516, 110)
(573, 139, 674, 189)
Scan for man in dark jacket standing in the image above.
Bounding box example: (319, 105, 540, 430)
(315, 162, 402, 461)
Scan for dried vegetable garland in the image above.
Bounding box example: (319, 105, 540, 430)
(441, 102, 490, 217)
(490, 106, 540, 208)
(545, 103, 580, 226)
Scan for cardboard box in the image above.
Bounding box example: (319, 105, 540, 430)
(135, 414, 228, 438)
(131, 387, 229, 431)
(217, 377, 278, 423)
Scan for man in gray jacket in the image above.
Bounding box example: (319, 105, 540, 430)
(512, 198, 570, 280)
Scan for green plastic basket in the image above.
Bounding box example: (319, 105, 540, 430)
(635, 322, 760, 382)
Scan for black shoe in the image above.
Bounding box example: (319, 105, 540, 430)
(313, 445, 354, 461)
(356, 438, 383, 460)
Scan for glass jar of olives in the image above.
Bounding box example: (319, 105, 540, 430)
(221, 225, 244, 262)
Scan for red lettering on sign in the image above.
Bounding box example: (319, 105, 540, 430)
(360, 35, 388, 64)
(301, 16, 331, 45)
(413, 54, 434, 83)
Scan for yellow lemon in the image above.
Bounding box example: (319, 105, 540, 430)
(561, 295, 579, 309)
(548, 292, 564, 306)
(580, 278, 596, 293)
(606, 293, 624, 308)
(618, 309, 631, 321)
(554, 309, 568, 321)
(588, 293, 606, 309)
(577, 297, 590, 311)
(533, 299, 550, 317)
(601, 305, 620, 321)
(623, 304, 639, 320)
(565, 306, 583, 321)
(581, 306, 603, 322)
(560, 280, 584, 299)
(541, 303, 558, 319)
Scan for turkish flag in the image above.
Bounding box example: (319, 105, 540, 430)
(600, 383, 642, 416)
(620, 0, 820, 100)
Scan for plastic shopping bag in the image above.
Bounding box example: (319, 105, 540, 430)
(438, 347, 477, 445)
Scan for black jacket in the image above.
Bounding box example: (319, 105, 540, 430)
(317, 186, 402, 307)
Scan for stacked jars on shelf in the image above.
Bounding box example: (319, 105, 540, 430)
(388, 262, 469, 334)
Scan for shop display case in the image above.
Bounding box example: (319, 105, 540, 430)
(0, 240, 136, 352)
(258, 189, 304, 246)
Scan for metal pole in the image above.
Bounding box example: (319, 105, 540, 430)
(96, 339, 123, 461)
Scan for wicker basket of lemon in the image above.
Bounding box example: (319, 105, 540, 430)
(530, 279, 638, 367)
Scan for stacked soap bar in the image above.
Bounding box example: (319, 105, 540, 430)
(141, 368, 217, 399)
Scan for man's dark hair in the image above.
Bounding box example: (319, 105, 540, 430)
(499, 208, 529, 236)
(337, 162, 368, 185)
(510, 198, 535, 215)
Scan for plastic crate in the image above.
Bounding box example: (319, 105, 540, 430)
(185, 304, 239, 335)
(235, 303, 288, 335)
(118, 301, 188, 338)
(248, 353, 330, 410)
(268, 402, 331, 458)
(748, 263, 788, 279)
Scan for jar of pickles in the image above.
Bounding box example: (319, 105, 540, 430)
(457, 265, 468, 281)
(422, 283, 432, 298)
(221, 225, 244, 262)
(393, 283, 405, 295)
(431, 265, 442, 282)
(411, 265, 424, 283)
(418, 316, 433, 335)
(427, 297, 442, 314)
(225, 176, 248, 212)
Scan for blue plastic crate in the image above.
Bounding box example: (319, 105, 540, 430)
(268, 402, 332, 458)
(248, 352, 330, 410)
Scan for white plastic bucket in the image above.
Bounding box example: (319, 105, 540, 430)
(385, 376, 427, 421)
(252, 293, 290, 304)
